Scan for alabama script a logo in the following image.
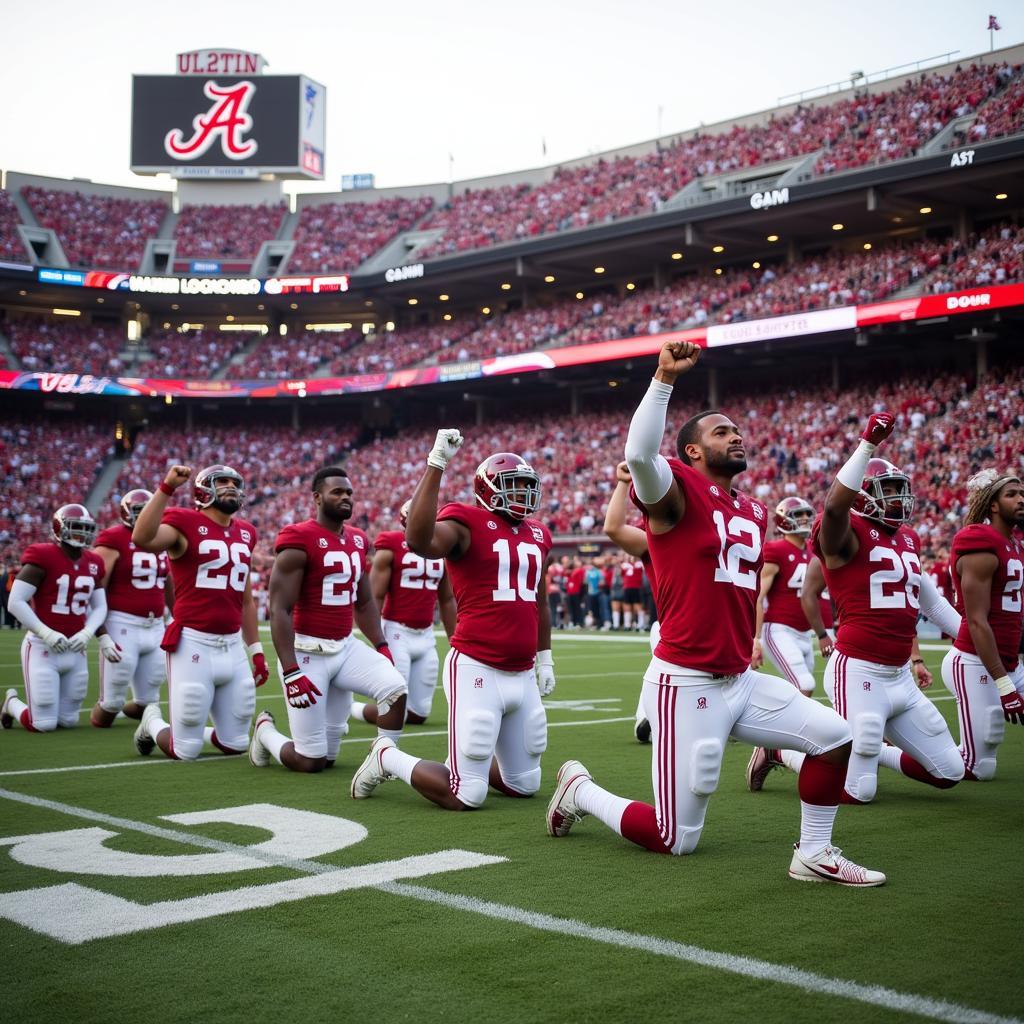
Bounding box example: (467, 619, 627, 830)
(164, 81, 258, 161)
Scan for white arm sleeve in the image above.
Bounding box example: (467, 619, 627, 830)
(625, 379, 674, 505)
(82, 588, 108, 638)
(8, 579, 51, 637)
(919, 573, 962, 637)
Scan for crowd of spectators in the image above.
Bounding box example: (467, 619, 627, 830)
(0, 190, 26, 262)
(328, 320, 481, 376)
(143, 327, 251, 379)
(173, 203, 287, 261)
(22, 186, 167, 270)
(233, 329, 359, 380)
(956, 63, 1024, 145)
(289, 196, 434, 273)
(924, 224, 1024, 293)
(5, 317, 129, 376)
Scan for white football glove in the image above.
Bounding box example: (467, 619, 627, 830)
(36, 626, 70, 654)
(67, 630, 93, 654)
(536, 649, 556, 697)
(427, 428, 464, 471)
(98, 634, 123, 663)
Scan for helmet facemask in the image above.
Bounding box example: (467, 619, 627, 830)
(475, 463, 542, 522)
(856, 472, 915, 528)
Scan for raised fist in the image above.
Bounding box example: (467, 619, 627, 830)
(860, 412, 895, 446)
(657, 340, 701, 381)
(163, 465, 192, 490)
(427, 428, 464, 471)
(615, 461, 632, 485)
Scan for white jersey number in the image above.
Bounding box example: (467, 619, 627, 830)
(712, 512, 762, 591)
(868, 547, 921, 610)
(195, 540, 250, 592)
(1002, 558, 1024, 613)
(399, 552, 444, 591)
(321, 550, 362, 606)
(492, 539, 544, 603)
(51, 574, 96, 616)
(787, 561, 807, 593)
(131, 551, 165, 590)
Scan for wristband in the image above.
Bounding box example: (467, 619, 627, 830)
(817, 632, 828, 640)
(159, 481, 175, 496)
(376, 642, 390, 651)
(282, 664, 299, 676)
(247, 642, 265, 658)
(536, 649, 554, 667)
(995, 675, 1015, 697)
(912, 658, 925, 666)
(836, 439, 877, 492)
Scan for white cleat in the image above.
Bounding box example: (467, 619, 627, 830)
(546, 759, 591, 837)
(249, 710, 274, 767)
(1, 688, 17, 729)
(133, 703, 160, 757)
(634, 717, 651, 744)
(350, 736, 395, 799)
(788, 844, 886, 887)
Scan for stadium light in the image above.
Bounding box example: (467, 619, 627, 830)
(257, 304, 265, 311)
(18, 289, 26, 296)
(832, 223, 844, 231)
(290, 303, 298, 310)
(482, 306, 491, 314)
(52, 308, 81, 316)
(996, 193, 1008, 200)
(752, 261, 761, 269)
(279, 324, 288, 336)
(715, 268, 723, 275)
(171, 303, 180, 310)
(919, 207, 932, 214)
(501, 283, 512, 290)
(712, 245, 724, 253)
(626, 282, 636, 290)
(164, 395, 173, 405)
(385, 321, 395, 331)
(439, 294, 450, 301)
(163, 322, 171, 329)
(443, 313, 453, 321)
(408, 298, 418, 305)
(96, 297, 104, 304)
(593, 266, 605, 274)
(575, 292, 584, 300)
(226, 314, 235, 321)
(544, 275, 556, 283)
(671, 252, 683, 260)
(863, 242, 873, 250)
(766, 234, 779, 243)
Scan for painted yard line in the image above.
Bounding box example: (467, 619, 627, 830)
(382, 883, 1020, 1024)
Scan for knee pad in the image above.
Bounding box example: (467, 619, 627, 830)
(233, 682, 256, 720)
(983, 705, 1006, 747)
(32, 716, 58, 733)
(935, 745, 966, 783)
(972, 757, 997, 781)
(673, 824, 703, 856)
(848, 772, 878, 803)
(688, 738, 723, 797)
(33, 685, 56, 708)
(177, 682, 207, 727)
(851, 712, 885, 757)
(524, 705, 548, 756)
(916, 698, 948, 737)
(457, 709, 497, 761)
(501, 766, 541, 796)
(173, 736, 204, 761)
(454, 775, 489, 809)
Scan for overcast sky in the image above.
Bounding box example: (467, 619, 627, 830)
(0, 0, 1018, 194)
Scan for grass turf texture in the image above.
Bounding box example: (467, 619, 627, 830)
(0, 627, 1019, 1024)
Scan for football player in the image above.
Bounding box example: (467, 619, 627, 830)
(129, 464, 268, 760)
(751, 497, 819, 696)
(603, 460, 659, 742)
(350, 499, 457, 727)
(89, 489, 172, 727)
(2, 505, 109, 732)
(248, 466, 407, 773)
(547, 340, 885, 886)
(941, 469, 1024, 779)
(349, 433, 555, 811)
(748, 413, 964, 802)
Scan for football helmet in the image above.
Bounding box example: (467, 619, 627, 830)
(52, 503, 98, 548)
(474, 453, 541, 522)
(119, 488, 153, 528)
(852, 457, 915, 528)
(193, 465, 245, 510)
(399, 499, 412, 527)
(774, 497, 814, 535)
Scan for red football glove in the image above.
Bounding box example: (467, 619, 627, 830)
(1000, 689, 1024, 725)
(283, 667, 322, 709)
(376, 642, 395, 665)
(252, 653, 270, 688)
(860, 412, 895, 445)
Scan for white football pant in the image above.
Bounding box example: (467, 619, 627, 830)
(20, 634, 88, 730)
(382, 618, 440, 719)
(98, 611, 165, 712)
(761, 621, 816, 695)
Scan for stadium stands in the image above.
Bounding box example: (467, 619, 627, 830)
(233, 329, 359, 380)
(0, 190, 26, 262)
(957, 62, 1024, 144)
(924, 223, 1024, 291)
(143, 327, 252, 378)
(173, 203, 287, 261)
(21, 186, 167, 270)
(6, 317, 129, 376)
(289, 196, 434, 273)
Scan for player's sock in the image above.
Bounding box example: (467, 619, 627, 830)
(798, 801, 839, 857)
(877, 745, 902, 773)
(612, 610, 621, 629)
(380, 745, 421, 785)
(377, 727, 403, 746)
(325, 726, 344, 763)
(148, 712, 171, 739)
(796, 753, 845, 854)
(203, 726, 215, 745)
(619, 801, 671, 853)
(623, 611, 633, 629)
(780, 750, 806, 773)
(260, 723, 289, 765)
(6, 694, 30, 729)
(574, 779, 631, 835)
(349, 702, 368, 722)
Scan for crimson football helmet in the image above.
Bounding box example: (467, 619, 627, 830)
(193, 465, 245, 510)
(399, 499, 412, 527)
(474, 453, 541, 522)
(52, 503, 98, 548)
(119, 488, 153, 528)
(852, 457, 915, 528)
(774, 496, 814, 535)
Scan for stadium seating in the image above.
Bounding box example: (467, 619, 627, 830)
(924, 223, 1024, 292)
(6, 317, 129, 376)
(173, 203, 287, 261)
(289, 196, 433, 273)
(21, 186, 167, 270)
(0, 190, 26, 262)
(143, 327, 252, 378)
(233, 330, 359, 380)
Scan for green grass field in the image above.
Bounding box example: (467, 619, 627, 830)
(0, 627, 1020, 1024)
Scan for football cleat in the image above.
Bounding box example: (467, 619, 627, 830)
(133, 703, 160, 756)
(634, 717, 651, 744)
(1, 688, 17, 729)
(788, 845, 886, 887)
(746, 747, 782, 792)
(546, 759, 591, 837)
(249, 710, 274, 768)
(350, 736, 396, 799)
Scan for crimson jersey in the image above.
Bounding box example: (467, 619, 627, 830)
(164, 507, 256, 634)
(622, 560, 645, 588)
(439, 502, 552, 672)
(812, 513, 921, 666)
(22, 542, 104, 635)
(275, 519, 371, 640)
(633, 459, 768, 676)
(763, 539, 812, 631)
(950, 524, 1024, 673)
(375, 530, 444, 629)
(95, 524, 168, 618)
(641, 550, 658, 603)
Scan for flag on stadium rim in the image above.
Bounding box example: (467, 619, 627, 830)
(988, 14, 1001, 30)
